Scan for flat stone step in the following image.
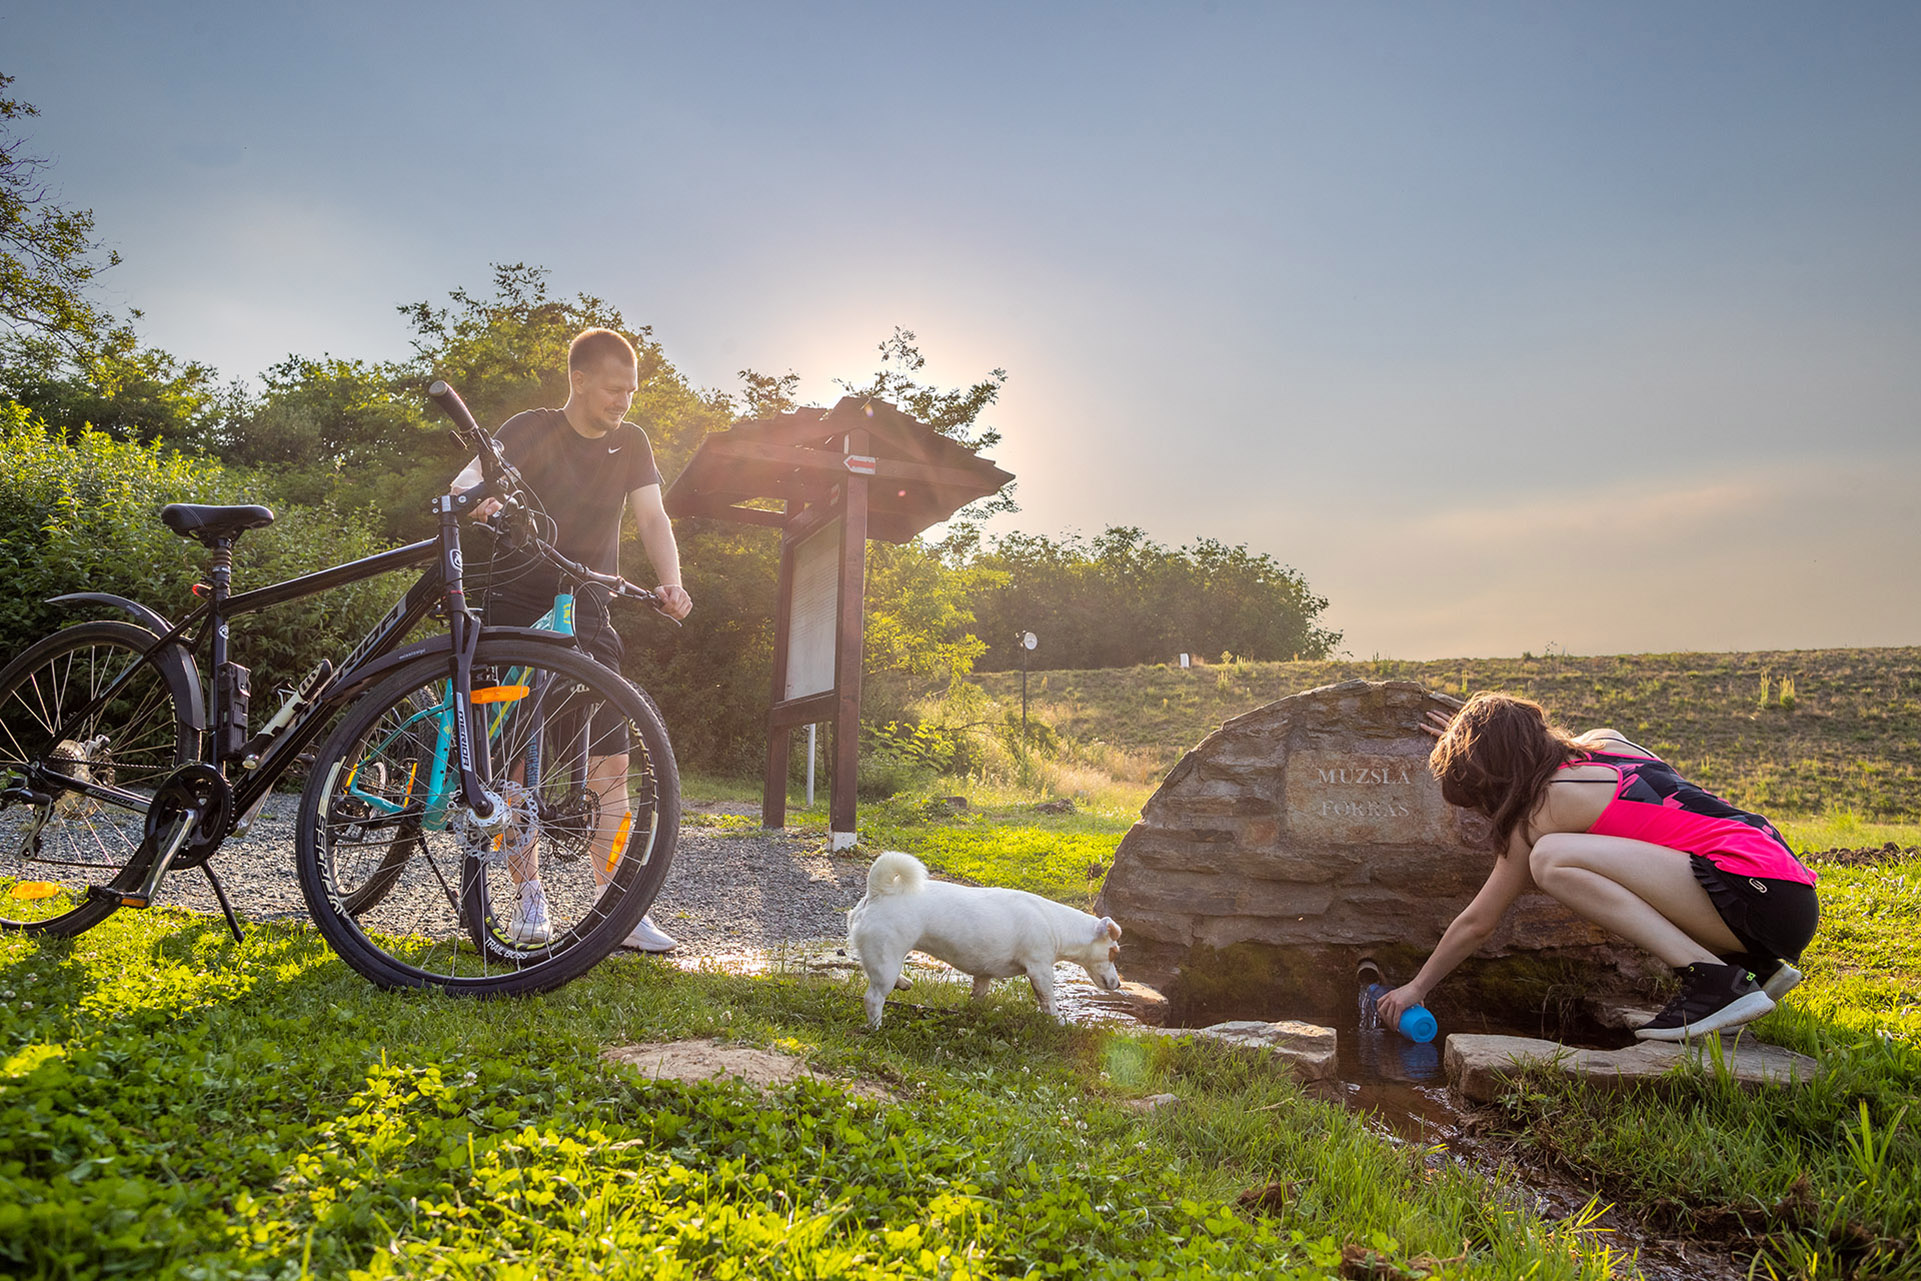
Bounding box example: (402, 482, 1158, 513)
(1143, 1019, 1339, 1083)
(1445, 1032, 1823, 1103)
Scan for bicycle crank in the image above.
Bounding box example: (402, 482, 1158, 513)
(117, 763, 233, 908)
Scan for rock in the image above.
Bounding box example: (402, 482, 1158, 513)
(1144, 1018, 1338, 1083)
(1032, 798, 1076, 815)
(1122, 1092, 1182, 1113)
(1444, 1032, 1824, 1104)
(1588, 995, 1663, 1032)
(1096, 681, 1648, 1020)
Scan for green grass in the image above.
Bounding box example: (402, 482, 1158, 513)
(974, 648, 1921, 822)
(857, 793, 1134, 908)
(2, 913, 1630, 1280)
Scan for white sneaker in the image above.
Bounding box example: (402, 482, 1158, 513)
(1761, 961, 1803, 1001)
(619, 913, 677, 953)
(507, 881, 552, 946)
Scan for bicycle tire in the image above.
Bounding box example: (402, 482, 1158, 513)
(0, 621, 198, 934)
(294, 638, 679, 994)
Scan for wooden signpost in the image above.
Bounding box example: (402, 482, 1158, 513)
(664, 397, 1012, 849)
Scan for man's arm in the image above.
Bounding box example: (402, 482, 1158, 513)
(629, 483, 692, 620)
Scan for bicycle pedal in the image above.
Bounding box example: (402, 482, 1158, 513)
(118, 893, 151, 908)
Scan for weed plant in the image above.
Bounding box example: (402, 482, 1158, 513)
(3, 914, 1629, 1279)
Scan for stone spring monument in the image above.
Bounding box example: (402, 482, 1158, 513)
(1096, 680, 1655, 1026)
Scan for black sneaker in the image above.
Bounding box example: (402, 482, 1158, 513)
(1635, 962, 1775, 1042)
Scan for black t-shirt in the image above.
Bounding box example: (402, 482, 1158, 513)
(488, 407, 663, 603)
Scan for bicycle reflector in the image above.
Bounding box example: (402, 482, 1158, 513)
(470, 685, 531, 704)
(604, 812, 633, 876)
(9, 881, 60, 900)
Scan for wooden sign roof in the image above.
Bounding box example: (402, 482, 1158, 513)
(663, 396, 1014, 542)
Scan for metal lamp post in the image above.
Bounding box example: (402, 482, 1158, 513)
(1019, 630, 1038, 765)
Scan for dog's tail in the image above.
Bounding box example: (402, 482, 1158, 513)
(865, 850, 927, 898)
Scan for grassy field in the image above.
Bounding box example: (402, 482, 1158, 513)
(5, 911, 1636, 1281)
(4, 833, 1916, 1278)
(11, 647, 1915, 1277)
(973, 647, 1921, 823)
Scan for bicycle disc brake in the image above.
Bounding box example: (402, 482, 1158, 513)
(451, 780, 538, 866)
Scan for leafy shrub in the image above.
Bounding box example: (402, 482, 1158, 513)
(0, 415, 391, 690)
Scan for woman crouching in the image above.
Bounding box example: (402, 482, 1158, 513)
(1377, 693, 1819, 1041)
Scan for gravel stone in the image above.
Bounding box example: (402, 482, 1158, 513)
(145, 796, 868, 953)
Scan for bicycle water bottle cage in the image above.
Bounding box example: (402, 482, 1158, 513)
(160, 504, 277, 547)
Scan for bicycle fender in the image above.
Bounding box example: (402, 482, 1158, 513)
(321, 626, 584, 706)
(50, 592, 175, 635)
(48, 593, 207, 734)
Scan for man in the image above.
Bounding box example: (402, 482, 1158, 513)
(449, 327, 693, 952)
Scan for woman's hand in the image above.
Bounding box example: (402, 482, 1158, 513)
(1419, 708, 1454, 739)
(1376, 983, 1425, 1025)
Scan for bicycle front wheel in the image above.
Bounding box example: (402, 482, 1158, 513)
(0, 621, 197, 934)
(294, 639, 679, 994)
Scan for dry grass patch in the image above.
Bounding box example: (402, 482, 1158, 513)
(602, 1038, 898, 1101)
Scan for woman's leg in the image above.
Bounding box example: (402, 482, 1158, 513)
(1528, 832, 1744, 966)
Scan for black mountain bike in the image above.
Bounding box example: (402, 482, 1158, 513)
(0, 382, 680, 995)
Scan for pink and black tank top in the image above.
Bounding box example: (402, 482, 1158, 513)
(1559, 749, 1817, 886)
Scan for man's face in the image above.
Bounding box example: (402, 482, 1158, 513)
(571, 357, 640, 434)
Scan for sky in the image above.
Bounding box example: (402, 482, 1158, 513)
(7, 0, 1919, 660)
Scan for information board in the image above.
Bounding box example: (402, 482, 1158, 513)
(783, 518, 841, 700)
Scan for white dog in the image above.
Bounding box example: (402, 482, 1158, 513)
(847, 851, 1123, 1028)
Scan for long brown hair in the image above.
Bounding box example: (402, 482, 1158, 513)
(1428, 693, 1583, 853)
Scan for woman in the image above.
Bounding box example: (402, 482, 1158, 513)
(1377, 693, 1819, 1041)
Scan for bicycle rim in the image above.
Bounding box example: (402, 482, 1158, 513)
(296, 640, 679, 994)
(0, 622, 196, 933)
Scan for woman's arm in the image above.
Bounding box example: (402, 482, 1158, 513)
(1377, 826, 1535, 1024)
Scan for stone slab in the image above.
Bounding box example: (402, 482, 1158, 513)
(1445, 1032, 1824, 1104)
(1144, 1019, 1338, 1083)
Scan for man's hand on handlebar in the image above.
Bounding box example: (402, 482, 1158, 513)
(654, 584, 692, 621)
(461, 491, 505, 522)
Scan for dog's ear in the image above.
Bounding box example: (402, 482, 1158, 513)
(1096, 916, 1122, 942)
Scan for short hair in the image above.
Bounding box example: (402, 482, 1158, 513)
(569, 328, 637, 375)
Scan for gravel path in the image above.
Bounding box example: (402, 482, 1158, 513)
(146, 796, 867, 953)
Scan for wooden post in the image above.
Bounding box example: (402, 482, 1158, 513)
(762, 501, 798, 828)
(829, 432, 870, 850)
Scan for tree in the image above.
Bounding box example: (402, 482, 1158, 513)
(0, 74, 119, 367)
(2, 75, 239, 450)
(968, 527, 1342, 671)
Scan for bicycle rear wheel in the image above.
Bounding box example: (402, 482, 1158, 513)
(0, 621, 197, 934)
(294, 638, 679, 994)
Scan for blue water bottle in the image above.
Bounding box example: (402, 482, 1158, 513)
(1364, 983, 1438, 1044)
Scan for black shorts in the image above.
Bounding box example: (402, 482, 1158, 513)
(1690, 854, 1820, 965)
(484, 588, 631, 758)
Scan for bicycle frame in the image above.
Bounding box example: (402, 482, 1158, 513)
(27, 491, 523, 839)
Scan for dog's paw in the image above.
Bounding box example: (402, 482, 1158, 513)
(893, 975, 912, 990)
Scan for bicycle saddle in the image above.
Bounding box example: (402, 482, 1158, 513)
(160, 503, 277, 545)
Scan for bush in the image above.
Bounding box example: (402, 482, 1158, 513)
(0, 414, 392, 691)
